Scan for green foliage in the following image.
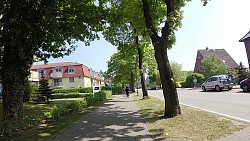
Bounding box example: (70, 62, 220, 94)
(85, 90, 112, 106)
(44, 90, 112, 121)
(201, 56, 228, 78)
(23, 81, 32, 102)
(170, 61, 187, 82)
(148, 70, 161, 87)
(36, 78, 53, 103)
(182, 73, 205, 88)
(51, 93, 86, 99)
(101, 86, 112, 91)
(52, 87, 92, 94)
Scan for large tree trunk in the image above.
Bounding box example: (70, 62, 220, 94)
(141, 0, 181, 118)
(154, 42, 181, 117)
(1, 47, 29, 121)
(1, 1, 35, 121)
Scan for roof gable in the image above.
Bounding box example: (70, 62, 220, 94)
(239, 30, 250, 42)
(198, 49, 239, 69)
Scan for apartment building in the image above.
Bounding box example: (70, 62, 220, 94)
(31, 62, 102, 89)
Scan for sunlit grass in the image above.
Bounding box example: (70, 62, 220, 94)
(133, 95, 247, 141)
(0, 98, 103, 141)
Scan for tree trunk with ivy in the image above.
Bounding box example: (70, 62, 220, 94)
(0, 0, 42, 121)
(1, 47, 33, 121)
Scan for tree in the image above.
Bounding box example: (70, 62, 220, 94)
(201, 56, 228, 78)
(104, 0, 207, 117)
(107, 44, 138, 89)
(140, 0, 186, 117)
(170, 61, 186, 82)
(102, 1, 152, 98)
(37, 77, 53, 103)
(0, 0, 105, 121)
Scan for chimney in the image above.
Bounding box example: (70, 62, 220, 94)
(206, 46, 209, 50)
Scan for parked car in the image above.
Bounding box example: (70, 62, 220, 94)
(240, 77, 250, 92)
(148, 86, 157, 90)
(201, 75, 233, 92)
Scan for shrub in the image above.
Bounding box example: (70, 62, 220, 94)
(43, 90, 112, 121)
(52, 87, 92, 94)
(182, 73, 205, 88)
(175, 82, 182, 88)
(51, 93, 86, 99)
(23, 81, 32, 102)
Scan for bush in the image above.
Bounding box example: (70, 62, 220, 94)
(182, 73, 205, 88)
(175, 82, 182, 88)
(101, 86, 112, 91)
(44, 91, 112, 121)
(23, 81, 32, 102)
(85, 90, 112, 106)
(52, 87, 92, 94)
(51, 93, 86, 99)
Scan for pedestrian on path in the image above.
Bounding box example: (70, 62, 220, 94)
(125, 86, 130, 97)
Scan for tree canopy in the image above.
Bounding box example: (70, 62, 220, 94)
(201, 55, 228, 78)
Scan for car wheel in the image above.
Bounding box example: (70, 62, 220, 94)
(228, 87, 232, 90)
(202, 86, 206, 91)
(215, 85, 221, 92)
(242, 84, 249, 92)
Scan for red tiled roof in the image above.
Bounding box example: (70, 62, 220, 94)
(31, 62, 91, 78)
(31, 62, 82, 70)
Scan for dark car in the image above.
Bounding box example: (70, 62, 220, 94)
(148, 86, 157, 90)
(240, 77, 250, 92)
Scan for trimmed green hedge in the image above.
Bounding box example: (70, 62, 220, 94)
(44, 90, 112, 121)
(51, 93, 86, 99)
(52, 87, 92, 94)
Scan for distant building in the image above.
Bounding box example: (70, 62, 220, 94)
(28, 71, 39, 85)
(194, 47, 239, 74)
(31, 62, 103, 89)
(239, 30, 250, 68)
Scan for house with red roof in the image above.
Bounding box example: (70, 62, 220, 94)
(31, 62, 102, 89)
(194, 47, 239, 74)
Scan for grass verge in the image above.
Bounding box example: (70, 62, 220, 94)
(0, 98, 110, 141)
(133, 95, 247, 141)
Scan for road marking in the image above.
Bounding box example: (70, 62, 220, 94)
(150, 95, 250, 124)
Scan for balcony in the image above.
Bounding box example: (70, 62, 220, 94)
(51, 82, 63, 88)
(50, 72, 63, 78)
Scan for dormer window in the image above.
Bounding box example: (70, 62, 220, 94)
(38, 69, 47, 76)
(53, 67, 62, 72)
(68, 66, 75, 74)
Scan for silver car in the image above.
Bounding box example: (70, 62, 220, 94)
(201, 75, 233, 92)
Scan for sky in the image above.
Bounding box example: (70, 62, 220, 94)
(47, 0, 250, 72)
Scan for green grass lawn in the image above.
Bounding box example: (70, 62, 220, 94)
(133, 95, 247, 141)
(0, 99, 100, 141)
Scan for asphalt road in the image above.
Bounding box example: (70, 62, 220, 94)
(147, 86, 250, 123)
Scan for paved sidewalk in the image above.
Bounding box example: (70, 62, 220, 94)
(47, 94, 153, 141)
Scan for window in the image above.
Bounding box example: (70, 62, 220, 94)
(53, 67, 62, 72)
(212, 77, 218, 81)
(69, 77, 74, 83)
(68, 66, 75, 74)
(39, 69, 46, 76)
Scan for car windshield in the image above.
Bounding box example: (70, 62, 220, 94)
(219, 75, 228, 80)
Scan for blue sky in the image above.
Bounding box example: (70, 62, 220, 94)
(47, 0, 250, 72)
